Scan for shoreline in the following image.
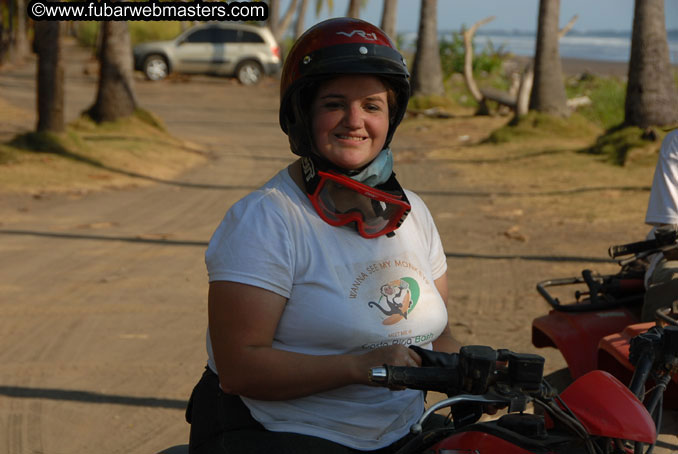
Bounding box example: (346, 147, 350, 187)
(512, 56, 678, 78)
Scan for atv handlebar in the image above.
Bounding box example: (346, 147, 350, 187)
(369, 345, 545, 434)
(609, 226, 678, 259)
(609, 238, 665, 258)
(370, 346, 546, 396)
(369, 365, 462, 395)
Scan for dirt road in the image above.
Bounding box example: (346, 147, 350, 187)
(0, 41, 674, 452)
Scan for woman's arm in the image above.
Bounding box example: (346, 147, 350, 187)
(208, 281, 422, 400)
(431, 274, 462, 354)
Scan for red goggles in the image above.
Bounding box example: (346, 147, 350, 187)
(304, 163, 411, 239)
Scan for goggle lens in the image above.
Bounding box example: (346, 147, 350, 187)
(309, 171, 410, 238)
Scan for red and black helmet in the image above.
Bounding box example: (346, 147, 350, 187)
(279, 17, 410, 157)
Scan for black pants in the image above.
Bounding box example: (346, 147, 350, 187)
(185, 367, 449, 454)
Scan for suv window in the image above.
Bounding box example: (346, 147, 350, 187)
(240, 31, 265, 43)
(214, 28, 239, 44)
(183, 28, 213, 44)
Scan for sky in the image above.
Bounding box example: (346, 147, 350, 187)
(282, 0, 678, 34)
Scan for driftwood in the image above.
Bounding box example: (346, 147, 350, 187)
(462, 16, 495, 114)
(464, 14, 579, 115)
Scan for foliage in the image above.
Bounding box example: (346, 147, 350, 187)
(438, 31, 507, 80)
(74, 21, 183, 49)
(565, 74, 626, 130)
(582, 126, 664, 166)
(487, 111, 601, 144)
(74, 22, 99, 49)
(129, 21, 183, 44)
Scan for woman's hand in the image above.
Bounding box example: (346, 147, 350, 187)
(354, 345, 422, 387)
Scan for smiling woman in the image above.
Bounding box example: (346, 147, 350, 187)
(185, 17, 461, 454)
(311, 75, 390, 170)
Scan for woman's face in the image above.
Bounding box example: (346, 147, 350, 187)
(311, 75, 390, 170)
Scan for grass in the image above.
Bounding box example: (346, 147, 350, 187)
(0, 109, 205, 194)
(402, 113, 656, 226)
(408, 93, 461, 112)
(583, 125, 665, 166)
(486, 111, 602, 144)
(564, 74, 626, 130)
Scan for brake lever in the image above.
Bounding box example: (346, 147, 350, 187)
(410, 393, 522, 434)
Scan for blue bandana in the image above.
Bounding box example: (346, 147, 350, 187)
(348, 148, 393, 187)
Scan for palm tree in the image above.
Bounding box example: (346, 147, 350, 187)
(11, 0, 30, 62)
(267, 0, 299, 43)
(346, 0, 361, 18)
(88, 21, 137, 123)
(380, 0, 397, 41)
(529, 0, 568, 116)
(625, 0, 678, 128)
(34, 21, 64, 132)
(294, 0, 310, 39)
(410, 0, 444, 97)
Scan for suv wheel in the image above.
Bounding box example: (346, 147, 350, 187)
(236, 61, 263, 85)
(144, 55, 169, 81)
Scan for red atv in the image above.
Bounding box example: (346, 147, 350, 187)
(368, 327, 676, 453)
(163, 334, 673, 454)
(531, 229, 678, 410)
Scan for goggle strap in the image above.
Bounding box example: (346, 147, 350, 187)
(301, 156, 322, 194)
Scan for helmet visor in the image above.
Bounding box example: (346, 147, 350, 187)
(308, 171, 411, 238)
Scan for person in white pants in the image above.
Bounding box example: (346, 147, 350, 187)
(642, 129, 678, 321)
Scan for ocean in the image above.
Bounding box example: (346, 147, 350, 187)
(402, 30, 678, 64)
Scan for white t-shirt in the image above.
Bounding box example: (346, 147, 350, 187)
(644, 129, 678, 285)
(204, 167, 449, 450)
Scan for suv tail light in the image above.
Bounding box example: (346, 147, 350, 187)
(271, 45, 281, 60)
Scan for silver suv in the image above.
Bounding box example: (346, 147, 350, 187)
(133, 23, 281, 85)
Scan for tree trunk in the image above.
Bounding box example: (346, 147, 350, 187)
(267, 0, 298, 43)
(294, 0, 309, 39)
(625, 0, 678, 128)
(410, 0, 444, 97)
(267, 0, 280, 40)
(89, 21, 137, 123)
(529, 0, 568, 116)
(11, 0, 31, 62)
(346, 0, 360, 18)
(35, 21, 64, 132)
(380, 0, 397, 41)
(276, 0, 298, 43)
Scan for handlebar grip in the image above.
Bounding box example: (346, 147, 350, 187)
(371, 365, 461, 395)
(608, 239, 659, 258)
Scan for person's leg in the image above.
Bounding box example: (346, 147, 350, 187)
(642, 259, 678, 322)
(187, 367, 357, 454)
(203, 430, 358, 454)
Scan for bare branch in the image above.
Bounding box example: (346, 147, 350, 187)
(558, 14, 578, 39)
(462, 16, 495, 103)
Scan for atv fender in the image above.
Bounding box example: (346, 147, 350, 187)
(532, 308, 638, 379)
(560, 370, 656, 443)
